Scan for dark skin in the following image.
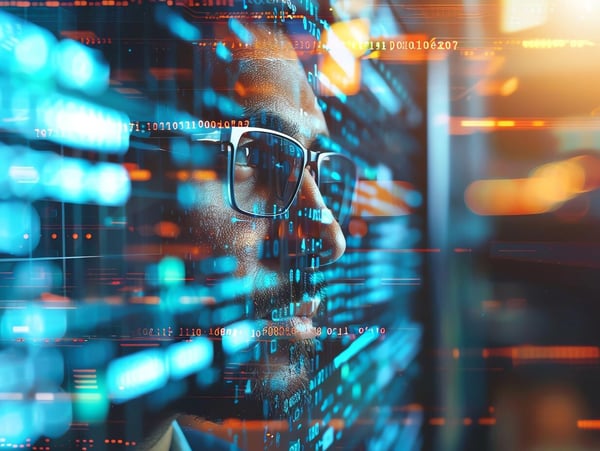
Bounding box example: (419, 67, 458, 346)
(189, 23, 345, 380)
(139, 25, 347, 450)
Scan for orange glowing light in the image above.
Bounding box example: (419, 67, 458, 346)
(318, 19, 368, 96)
(530, 160, 585, 201)
(124, 244, 212, 261)
(40, 292, 71, 303)
(500, 77, 519, 96)
(496, 120, 515, 127)
(348, 218, 368, 237)
(465, 178, 556, 216)
(234, 81, 247, 97)
(475, 77, 519, 97)
(577, 420, 600, 430)
(154, 221, 181, 238)
(450, 117, 557, 134)
(460, 119, 496, 127)
(478, 418, 496, 426)
(129, 296, 161, 304)
(175, 170, 218, 182)
(323, 19, 370, 58)
(192, 170, 218, 181)
(319, 55, 361, 96)
(483, 345, 599, 363)
(570, 155, 600, 192)
(467, 155, 600, 216)
(353, 180, 416, 216)
(85, 233, 92, 240)
(72, 233, 79, 240)
(128, 169, 151, 182)
(123, 163, 151, 182)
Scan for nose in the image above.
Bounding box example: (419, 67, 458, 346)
(285, 168, 346, 266)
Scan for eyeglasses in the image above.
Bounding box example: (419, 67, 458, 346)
(195, 127, 357, 226)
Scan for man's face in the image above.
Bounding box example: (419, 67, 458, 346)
(187, 28, 347, 410)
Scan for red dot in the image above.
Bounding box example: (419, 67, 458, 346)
(51, 233, 58, 239)
(348, 218, 368, 237)
(85, 233, 92, 240)
(72, 233, 79, 240)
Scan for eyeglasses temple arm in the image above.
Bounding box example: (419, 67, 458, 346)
(191, 130, 222, 142)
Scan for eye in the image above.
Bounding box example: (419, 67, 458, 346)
(234, 141, 262, 183)
(235, 143, 259, 167)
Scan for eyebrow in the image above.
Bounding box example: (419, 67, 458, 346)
(246, 112, 299, 139)
(245, 111, 330, 152)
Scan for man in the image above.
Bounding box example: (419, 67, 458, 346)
(113, 21, 356, 450)
(0, 7, 356, 449)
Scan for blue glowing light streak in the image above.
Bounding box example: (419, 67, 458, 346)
(333, 328, 380, 369)
(0, 11, 109, 93)
(0, 305, 67, 339)
(154, 6, 201, 42)
(362, 63, 401, 115)
(53, 39, 110, 94)
(107, 340, 214, 402)
(228, 18, 255, 44)
(216, 42, 232, 62)
(107, 349, 169, 403)
(1, 147, 131, 205)
(0, 87, 130, 153)
(36, 95, 130, 152)
(167, 338, 213, 379)
(0, 201, 40, 256)
(0, 10, 56, 79)
(221, 320, 261, 355)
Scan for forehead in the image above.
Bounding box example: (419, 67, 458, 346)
(229, 29, 328, 147)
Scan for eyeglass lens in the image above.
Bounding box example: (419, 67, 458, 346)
(232, 130, 355, 223)
(233, 131, 304, 216)
(317, 153, 357, 226)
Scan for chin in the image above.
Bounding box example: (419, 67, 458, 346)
(244, 337, 316, 418)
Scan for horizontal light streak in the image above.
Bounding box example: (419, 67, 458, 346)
(452, 117, 600, 134)
(482, 345, 599, 363)
(466, 154, 600, 216)
(578, 419, 600, 430)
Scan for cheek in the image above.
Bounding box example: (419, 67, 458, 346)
(188, 181, 271, 274)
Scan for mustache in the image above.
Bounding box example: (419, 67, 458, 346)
(249, 267, 328, 320)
